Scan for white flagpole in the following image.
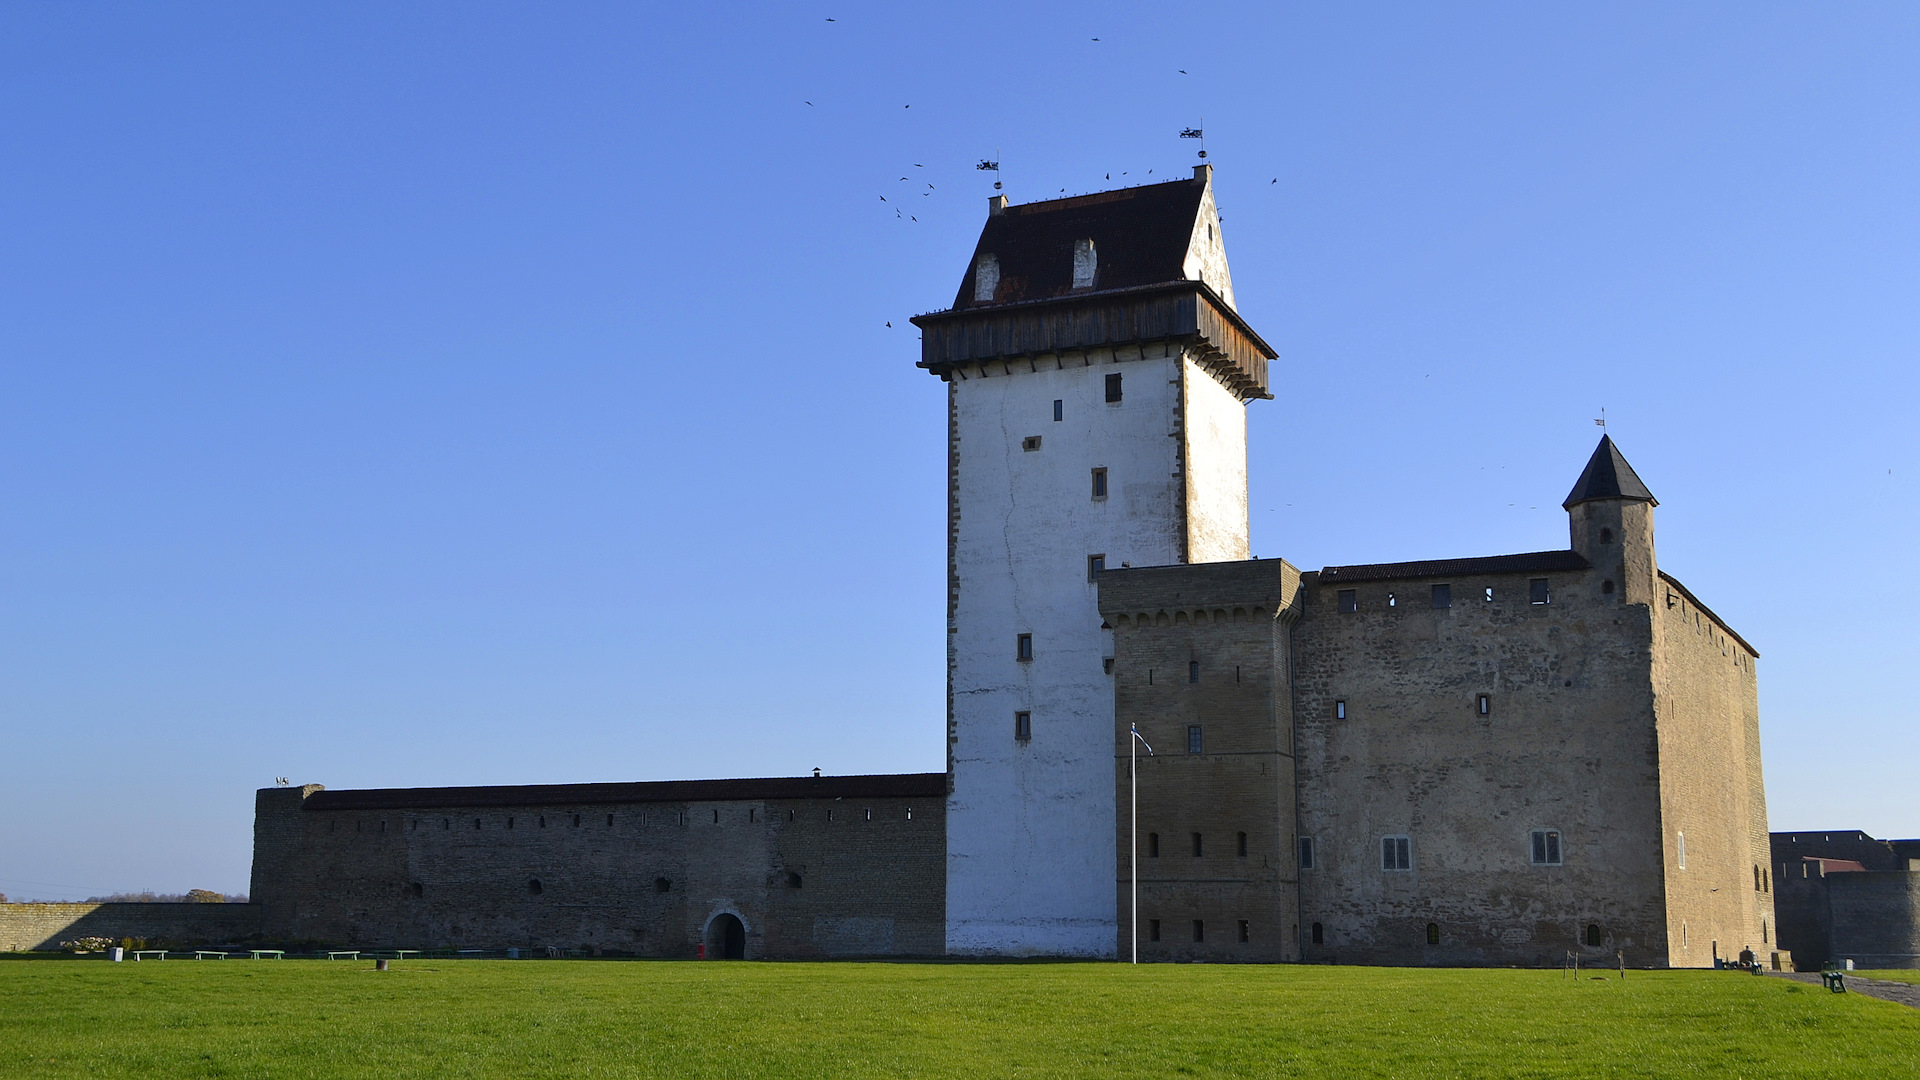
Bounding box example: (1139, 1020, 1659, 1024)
(1130, 724, 1153, 965)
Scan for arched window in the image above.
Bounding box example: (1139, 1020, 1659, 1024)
(527, 878, 543, 895)
(1310, 922, 1324, 945)
(1425, 922, 1440, 945)
(1586, 924, 1603, 947)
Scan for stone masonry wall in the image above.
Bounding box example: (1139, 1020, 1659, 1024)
(251, 787, 944, 958)
(1102, 558, 1302, 963)
(1291, 560, 1671, 967)
(0, 903, 261, 952)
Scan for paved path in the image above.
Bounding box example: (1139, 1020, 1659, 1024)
(1770, 971, 1920, 1009)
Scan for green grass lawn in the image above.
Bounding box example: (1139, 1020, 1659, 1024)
(2, 959, 1915, 1079)
(1857, 969, 1920, 985)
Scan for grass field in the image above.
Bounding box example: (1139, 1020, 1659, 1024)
(1858, 969, 1920, 985)
(2, 958, 1916, 1079)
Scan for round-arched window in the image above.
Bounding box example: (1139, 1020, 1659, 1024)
(527, 878, 543, 896)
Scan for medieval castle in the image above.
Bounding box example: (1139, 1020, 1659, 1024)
(8, 167, 1909, 967)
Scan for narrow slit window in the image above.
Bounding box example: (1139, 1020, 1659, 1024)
(1334, 700, 1347, 720)
(1091, 467, 1108, 499)
(1016, 633, 1033, 661)
(1484, 587, 1495, 602)
(1105, 372, 1123, 403)
(1387, 592, 1396, 607)
(1191, 832, 1204, 857)
(1149, 919, 1161, 942)
(1014, 711, 1032, 742)
(1088, 554, 1105, 581)
(1188, 661, 1200, 684)
(1298, 836, 1315, 869)
(1477, 694, 1491, 716)
(1192, 920, 1205, 943)
(1238, 920, 1250, 943)
(1147, 832, 1160, 858)
(1237, 831, 1248, 857)
(1311, 922, 1324, 945)
(1676, 831, 1687, 870)
(1187, 725, 1203, 754)
(1052, 399, 1063, 422)
(1426, 922, 1440, 946)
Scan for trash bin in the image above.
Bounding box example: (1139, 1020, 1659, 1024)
(109, 948, 124, 962)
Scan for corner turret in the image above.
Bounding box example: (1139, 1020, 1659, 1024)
(1565, 435, 1658, 606)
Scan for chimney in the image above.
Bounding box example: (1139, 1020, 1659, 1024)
(1192, 163, 1212, 185)
(988, 194, 1008, 215)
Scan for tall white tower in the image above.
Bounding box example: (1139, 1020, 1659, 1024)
(911, 166, 1276, 956)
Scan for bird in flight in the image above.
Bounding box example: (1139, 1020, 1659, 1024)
(825, 17, 835, 21)
(885, 321, 892, 327)
(1178, 69, 1188, 74)
(879, 195, 886, 202)
(805, 101, 813, 106)
(1271, 178, 1277, 184)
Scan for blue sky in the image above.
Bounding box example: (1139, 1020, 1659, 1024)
(2, 3, 1915, 899)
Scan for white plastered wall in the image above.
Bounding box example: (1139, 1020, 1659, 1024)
(945, 347, 1251, 956)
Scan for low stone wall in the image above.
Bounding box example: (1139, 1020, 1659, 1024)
(1831, 873, 1920, 969)
(0, 903, 261, 952)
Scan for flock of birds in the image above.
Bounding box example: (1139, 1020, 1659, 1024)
(807, 18, 1281, 328)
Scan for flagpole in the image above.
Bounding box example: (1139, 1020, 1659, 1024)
(1129, 724, 1153, 965)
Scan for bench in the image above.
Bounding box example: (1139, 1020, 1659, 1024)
(129, 950, 167, 961)
(1821, 969, 1847, 993)
(325, 951, 360, 961)
(193, 951, 226, 960)
(248, 950, 285, 960)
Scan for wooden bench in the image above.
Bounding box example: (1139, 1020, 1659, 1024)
(325, 951, 360, 960)
(129, 950, 167, 961)
(247, 950, 285, 960)
(193, 951, 226, 960)
(1821, 969, 1847, 993)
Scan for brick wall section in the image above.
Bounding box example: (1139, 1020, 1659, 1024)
(249, 777, 945, 957)
(0, 903, 261, 952)
(1290, 558, 1669, 966)
(1101, 559, 1302, 962)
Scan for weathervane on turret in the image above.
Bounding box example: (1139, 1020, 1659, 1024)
(1179, 121, 1206, 160)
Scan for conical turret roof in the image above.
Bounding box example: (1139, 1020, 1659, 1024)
(1563, 435, 1657, 509)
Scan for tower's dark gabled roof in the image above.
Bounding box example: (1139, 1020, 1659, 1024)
(953, 178, 1206, 309)
(1563, 435, 1657, 509)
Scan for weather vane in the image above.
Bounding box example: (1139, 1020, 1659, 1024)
(1180, 120, 1206, 160)
(977, 152, 1001, 191)
(1594, 407, 1606, 429)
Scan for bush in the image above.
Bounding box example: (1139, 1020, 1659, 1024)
(185, 890, 224, 904)
(59, 937, 115, 953)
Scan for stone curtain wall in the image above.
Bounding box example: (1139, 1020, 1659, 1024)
(1289, 561, 1670, 967)
(250, 788, 945, 958)
(0, 903, 261, 952)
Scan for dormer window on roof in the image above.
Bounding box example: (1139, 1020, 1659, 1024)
(1072, 238, 1097, 290)
(973, 253, 1000, 304)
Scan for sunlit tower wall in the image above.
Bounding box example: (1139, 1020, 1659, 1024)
(911, 166, 1276, 956)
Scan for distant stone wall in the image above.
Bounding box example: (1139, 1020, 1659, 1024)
(1829, 872, 1920, 969)
(0, 903, 260, 952)
(250, 779, 946, 958)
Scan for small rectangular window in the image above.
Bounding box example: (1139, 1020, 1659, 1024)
(1530, 829, 1562, 866)
(1238, 920, 1250, 943)
(1298, 837, 1315, 869)
(1381, 835, 1412, 871)
(1192, 919, 1205, 943)
(1191, 832, 1204, 857)
(1148, 832, 1159, 858)
(1022, 435, 1042, 451)
(1091, 467, 1108, 499)
(1105, 372, 1123, 402)
(1530, 578, 1550, 605)
(1484, 587, 1494, 602)
(1148, 918, 1161, 942)
(1014, 711, 1032, 742)
(1188, 661, 1200, 684)
(1676, 830, 1687, 870)
(1052, 398, 1063, 422)
(1337, 589, 1358, 613)
(1477, 694, 1490, 716)
(1016, 633, 1033, 661)
(1187, 725, 1203, 754)
(1334, 700, 1347, 720)
(1432, 584, 1451, 609)
(1088, 554, 1105, 581)
(1236, 831, 1248, 857)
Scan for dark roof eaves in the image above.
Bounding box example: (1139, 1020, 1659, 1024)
(1318, 550, 1590, 584)
(301, 773, 947, 812)
(1657, 570, 1759, 657)
(910, 280, 1276, 362)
